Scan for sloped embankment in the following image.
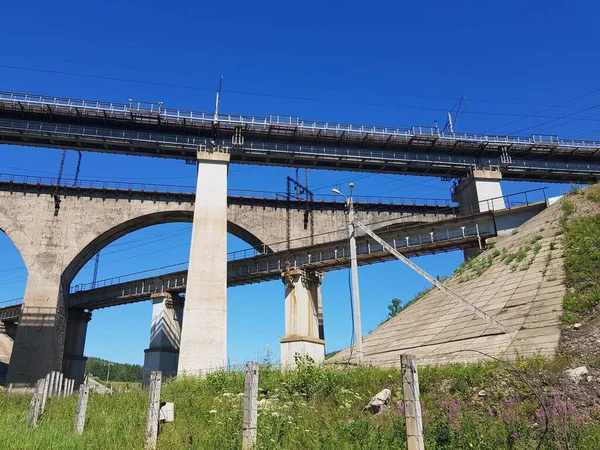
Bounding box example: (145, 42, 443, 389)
(331, 199, 567, 366)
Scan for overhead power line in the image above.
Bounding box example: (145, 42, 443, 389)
(3, 64, 600, 124)
(0, 51, 592, 110)
(485, 87, 600, 133)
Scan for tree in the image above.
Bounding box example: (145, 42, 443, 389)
(387, 298, 402, 319)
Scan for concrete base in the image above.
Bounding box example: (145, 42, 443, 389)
(280, 269, 325, 369)
(280, 337, 325, 368)
(143, 348, 179, 387)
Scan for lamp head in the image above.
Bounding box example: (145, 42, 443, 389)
(349, 183, 354, 192)
(331, 188, 342, 196)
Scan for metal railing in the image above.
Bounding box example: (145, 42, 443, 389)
(1, 90, 600, 151)
(70, 222, 489, 303)
(3, 118, 600, 177)
(0, 172, 455, 208)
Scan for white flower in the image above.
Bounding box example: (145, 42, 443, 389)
(222, 393, 233, 397)
(209, 410, 217, 414)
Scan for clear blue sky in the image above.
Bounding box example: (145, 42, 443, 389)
(0, 0, 598, 365)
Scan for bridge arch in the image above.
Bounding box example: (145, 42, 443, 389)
(63, 210, 268, 285)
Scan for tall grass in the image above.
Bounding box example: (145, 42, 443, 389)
(2, 359, 600, 449)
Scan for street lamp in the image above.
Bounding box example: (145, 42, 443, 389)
(332, 183, 364, 364)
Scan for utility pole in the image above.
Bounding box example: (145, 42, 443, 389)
(332, 183, 363, 364)
(106, 361, 111, 384)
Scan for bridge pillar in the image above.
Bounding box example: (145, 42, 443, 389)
(5, 277, 69, 387)
(0, 320, 17, 340)
(62, 309, 92, 387)
(452, 169, 505, 260)
(178, 150, 230, 376)
(143, 293, 183, 386)
(451, 169, 505, 215)
(280, 268, 325, 368)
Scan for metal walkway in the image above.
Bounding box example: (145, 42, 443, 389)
(0, 91, 599, 181)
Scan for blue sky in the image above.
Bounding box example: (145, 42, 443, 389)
(0, 0, 598, 365)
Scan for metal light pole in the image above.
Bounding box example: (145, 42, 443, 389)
(332, 184, 364, 364)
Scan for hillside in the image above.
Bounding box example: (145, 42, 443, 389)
(330, 195, 568, 366)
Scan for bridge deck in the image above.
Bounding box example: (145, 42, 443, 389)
(0, 91, 599, 181)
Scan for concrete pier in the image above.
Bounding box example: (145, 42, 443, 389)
(452, 169, 505, 259)
(280, 268, 325, 368)
(178, 150, 230, 376)
(62, 309, 92, 387)
(451, 169, 505, 214)
(142, 293, 183, 386)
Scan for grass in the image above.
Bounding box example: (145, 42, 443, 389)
(2, 358, 600, 449)
(560, 213, 600, 324)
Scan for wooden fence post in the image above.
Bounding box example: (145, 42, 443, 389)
(28, 379, 45, 428)
(41, 372, 50, 413)
(145, 371, 162, 450)
(75, 384, 90, 435)
(401, 355, 424, 450)
(242, 362, 259, 450)
(48, 371, 56, 398)
(57, 373, 64, 397)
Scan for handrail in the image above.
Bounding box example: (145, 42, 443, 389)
(0, 173, 454, 207)
(1, 90, 600, 150)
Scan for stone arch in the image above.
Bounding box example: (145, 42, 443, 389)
(0, 211, 33, 275)
(63, 211, 268, 285)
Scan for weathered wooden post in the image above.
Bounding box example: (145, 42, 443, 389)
(57, 372, 64, 397)
(68, 379, 74, 396)
(401, 355, 424, 450)
(41, 372, 51, 412)
(242, 362, 259, 450)
(75, 384, 90, 435)
(48, 371, 56, 398)
(28, 379, 45, 428)
(145, 371, 162, 450)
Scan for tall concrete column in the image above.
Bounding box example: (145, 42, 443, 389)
(143, 293, 183, 386)
(451, 169, 505, 214)
(280, 268, 325, 368)
(178, 150, 230, 376)
(6, 276, 69, 386)
(62, 308, 92, 387)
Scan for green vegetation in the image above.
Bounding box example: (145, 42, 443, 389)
(455, 250, 501, 282)
(584, 184, 600, 203)
(86, 357, 142, 383)
(380, 281, 446, 325)
(561, 214, 600, 324)
(2, 357, 600, 449)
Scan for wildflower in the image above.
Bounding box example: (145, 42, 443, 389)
(512, 432, 519, 440)
(209, 410, 217, 414)
(222, 392, 232, 397)
(397, 401, 405, 411)
(473, 413, 479, 419)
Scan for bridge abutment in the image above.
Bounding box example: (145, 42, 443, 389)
(142, 293, 183, 386)
(178, 151, 230, 376)
(280, 268, 325, 368)
(63, 309, 92, 387)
